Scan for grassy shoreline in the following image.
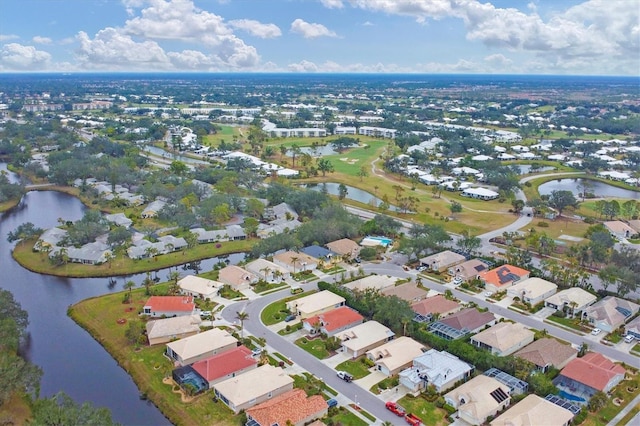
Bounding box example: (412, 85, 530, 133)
(68, 286, 240, 426)
(12, 238, 252, 278)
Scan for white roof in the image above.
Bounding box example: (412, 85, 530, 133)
(213, 365, 293, 407)
(337, 321, 395, 352)
(463, 187, 500, 197)
(508, 277, 557, 300)
(490, 394, 574, 426)
(288, 290, 345, 316)
(166, 328, 237, 360)
(400, 349, 472, 389)
(146, 315, 202, 340)
(366, 336, 425, 372)
(178, 275, 224, 296)
(545, 288, 597, 309)
(343, 275, 397, 292)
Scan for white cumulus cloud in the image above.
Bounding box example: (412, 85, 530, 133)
(229, 19, 282, 39)
(0, 34, 19, 42)
(1, 43, 52, 70)
(320, 0, 344, 8)
(32, 36, 52, 45)
(291, 19, 337, 38)
(288, 60, 319, 72)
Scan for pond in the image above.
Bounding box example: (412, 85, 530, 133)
(538, 178, 640, 200)
(0, 185, 245, 424)
(515, 165, 556, 175)
(300, 182, 401, 211)
(296, 145, 338, 157)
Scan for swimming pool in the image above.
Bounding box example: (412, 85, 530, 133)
(558, 390, 586, 403)
(362, 236, 393, 247)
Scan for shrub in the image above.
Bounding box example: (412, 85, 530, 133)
(435, 396, 445, 408)
(552, 310, 566, 318)
(443, 404, 457, 415)
(584, 217, 596, 224)
(537, 221, 549, 228)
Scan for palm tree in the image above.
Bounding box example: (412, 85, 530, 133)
(123, 280, 135, 303)
(236, 311, 249, 338)
(168, 271, 181, 294)
(290, 256, 299, 274)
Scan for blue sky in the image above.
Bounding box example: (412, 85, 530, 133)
(0, 0, 637, 75)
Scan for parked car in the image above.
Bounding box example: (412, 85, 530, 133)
(484, 291, 494, 297)
(624, 334, 635, 343)
(284, 314, 296, 322)
(405, 413, 423, 426)
(417, 266, 427, 272)
(327, 398, 338, 408)
(385, 401, 406, 416)
(252, 347, 264, 357)
(591, 328, 601, 336)
(452, 277, 463, 285)
(336, 371, 353, 382)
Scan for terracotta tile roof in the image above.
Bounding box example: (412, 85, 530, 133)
(440, 308, 496, 332)
(191, 346, 257, 382)
(411, 294, 460, 316)
(303, 306, 364, 332)
(479, 264, 529, 288)
(144, 296, 195, 312)
(246, 388, 327, 426)
(514, 338, 577, 369)
(559, 353, 626, 391)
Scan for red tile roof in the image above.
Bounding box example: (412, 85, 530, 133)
(144, 296, 195, 312)
(246, 388, 327, 426)
(303, 306, 364, 332)
(560, 353, 626, 391)
(191, 346, 257, 381)
(479, 264, 529, 288)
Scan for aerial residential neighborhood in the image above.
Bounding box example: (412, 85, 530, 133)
(1, 70, 640, 426)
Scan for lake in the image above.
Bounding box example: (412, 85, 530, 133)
(538, 178, 640, 200)
(300, 182, 402, 211)
(0, 186, 244, 424)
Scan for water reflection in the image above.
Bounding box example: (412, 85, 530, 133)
(538, 178, 640, 200)
(301, 182, 401, 211)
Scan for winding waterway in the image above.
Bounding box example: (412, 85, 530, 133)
(0, 187, 243, 424)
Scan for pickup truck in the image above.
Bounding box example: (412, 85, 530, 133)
(336, 371, 353, 382)
(405, 413, 423, 426)
(385, 401, 405, 416)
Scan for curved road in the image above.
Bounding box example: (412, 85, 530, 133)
(220, 283, 400, 424)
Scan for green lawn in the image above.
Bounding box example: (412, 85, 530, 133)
(252, 281, 288, 294)
(582, 375, 640, 426)
(68, 287, 241, 426)
(260, 290, 315, 325)
(327, 407, 368, 426)
(545, 315, 591, 333)
(278, 321, 303, 335)
(370, 376, 398, 394)
(397, 395, 449, 426)
(295, 336, 331, 359)
(335, 358, 372, 380)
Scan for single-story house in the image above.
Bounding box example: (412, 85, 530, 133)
(246, 388, 328, 426)
(166, 328, 238, 366)
(366, 336, 426, 376)
(448, 259, 489, 282)
(225, 224, 246, 240)
(191, 345, 257, 387)
(479, 264, 530, 293)
(545, 288, 597, 317)
(190, 227, 227, 243)
(399, 349, 473, 393)
(490, 394, 574, 426)
(554, 353, 626, 401)
(300, 245, 333, 263)
(34, 227, 68, 251)
(178, 275, 224, 300)
(624, 316, 640, 340)
(583, 296, 639, 333)
(51, 241, 112, 265)
(429, 308, 496, 340)
(325, 238, 361, 260)
(506, 277, 558, 306)
(470, 322, 535, 356)
(444, 375, 511, 426)
(411, 294, 461, 323)
(264, 202, 298, 221)
(461, 187, 500, 200)
(217, 265, 258, 290)
(381, 282, 428, 303)
(629, 219, 640, 234)
(342, 274, 397, 292)
(142, 296, 196, 318)
(245, 258, 290, 282)
(104, 212, 133, 228)
(146, 314, 202, 345)
(302, 306, 364, 336)
(514, 338, 578, 372)
(337, 320, 395, 358)
(484, 368, 529, 396)
(141, 199, 166, 218)
(213, 365, 294, 414)
(603, 220, 637, 240)
(286, 290, 345, 319)
(419, 250, 466, 272)
(272, 251, 319, 273)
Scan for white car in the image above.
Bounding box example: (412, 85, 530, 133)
(624, 335, 635, 343)
(452, 277, 463, 285)
(591, 328, 601, 336)
(484, 291, 494, 297)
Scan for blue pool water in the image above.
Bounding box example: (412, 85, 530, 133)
(366, 236, 393, 246)
(558, 390, 586, 402)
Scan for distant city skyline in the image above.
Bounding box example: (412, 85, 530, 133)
(1, 0, 637, 76)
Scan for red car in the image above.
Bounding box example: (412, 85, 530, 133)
(405, 413, 422, 426)
(385, 401, 405, 416)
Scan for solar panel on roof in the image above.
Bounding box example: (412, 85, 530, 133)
(490, 388, 509, 404)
